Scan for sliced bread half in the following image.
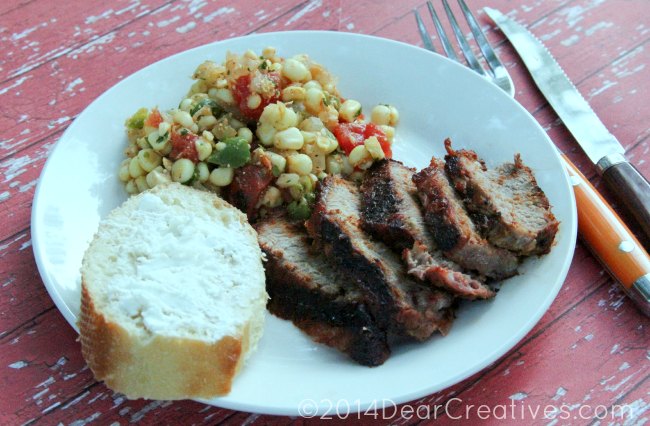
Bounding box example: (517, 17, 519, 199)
(79, 183, 267, 400)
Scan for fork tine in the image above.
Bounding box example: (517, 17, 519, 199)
(426, 1, 459, 62)
(414, 9, 437, 52)
(441, 0, 487, 76)
(457, 0, 500, 76)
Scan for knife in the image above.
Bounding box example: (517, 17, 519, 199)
(484, 7, 650, 246)
(484, 7, 650, 315)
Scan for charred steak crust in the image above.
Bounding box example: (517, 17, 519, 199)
(413, 158, 519, 280)
(444, 139, 559, 256)
(361, 160, 495, 300)
(257, 218, 390, 366)
(307, 176, 456, 340)
(360, 160, 415, 251)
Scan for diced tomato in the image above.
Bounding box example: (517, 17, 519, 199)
(144, 109, 163, 129)
(225, 164, 274, 220)
(364, 122, 392, 158)
(169, 129, 199, 163)
(332, 122, 392, 158)
(332, 122, 366, 155)
(232, 72, 281, 121)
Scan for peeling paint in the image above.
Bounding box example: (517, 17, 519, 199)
(509, 392, 528, 401)
(176, 21, 196, 34)
(203, 7, 235, 23)
(286, 0, 322, 26)
(8, 360, 28, 369)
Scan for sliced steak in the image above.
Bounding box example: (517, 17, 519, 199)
(307, 176, 456, 340)
(444, 139, 559, 255)
(257, 217, 390, 366)
(413, 158, 519, 280)
(361, 160, 494, 299)
(404, 242, 495, 299)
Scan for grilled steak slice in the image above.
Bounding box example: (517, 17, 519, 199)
(361, 160, 494, 299)
(257, 217, 389, 366)
(413, 158, 519, 280)
(444, 140, 559, 255)
(404, 242, 495, 299)
(307, 176, 456, 340)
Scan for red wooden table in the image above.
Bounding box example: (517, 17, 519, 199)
(1, 0, 648, 424)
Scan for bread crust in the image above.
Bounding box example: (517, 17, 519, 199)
(78, 183, 265, 400)
(79, 279, 251, 399)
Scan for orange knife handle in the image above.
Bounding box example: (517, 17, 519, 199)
(561, 154, 650, 315)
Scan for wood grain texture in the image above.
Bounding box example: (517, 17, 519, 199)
(1, 0, 649, 424)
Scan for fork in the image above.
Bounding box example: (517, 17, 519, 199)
(414, 0, 514, 97)
(414, 2, 650, 315)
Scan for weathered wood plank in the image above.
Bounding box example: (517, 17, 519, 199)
(0, 228, 56, 339)
(2, 0, 649, 424)
(0, 0, 302, 161)
(411, 275, 648, 425)
(0, 0, 171, 82)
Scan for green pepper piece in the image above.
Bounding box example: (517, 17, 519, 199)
(126, 107, 149, 129)
(287, 197, 311, 220)
(190, 98, 223, 117)
(304, 191, 316, 206)
(207, 136, 251, 168)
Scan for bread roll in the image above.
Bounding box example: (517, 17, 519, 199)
(78, 183, 267, 400)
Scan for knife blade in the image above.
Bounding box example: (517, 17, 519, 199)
(484, 7, 650, 249)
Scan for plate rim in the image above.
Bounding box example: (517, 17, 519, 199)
(31, 30, 578, 415)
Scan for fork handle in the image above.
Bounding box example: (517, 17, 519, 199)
(600, 159, 650, 250)
(562, 154, 650, 316)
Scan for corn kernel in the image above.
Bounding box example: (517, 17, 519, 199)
(146, 166, 171, 188)
(304, 87, 324, 113)
(276, 104, 299, 130)
(388, 105, 399, 126)
(171, 158, 195, 183)
(287, 153, 313, 176)
(247, 93, 262, 110)
(282, 58, 311, 82)
(214, 88, 234, 105)
(299, 117, 325, 132)
(129, 156, 145, 178)
(172, 110, 194, 128)
(274, 127, 304, 150)
(265, 151, 286, 173)
(339, 99, 362, 122)
(364, 136, 385, 160)
(134, 175, 149, 193)
(125, 179, 138, 194)
(209, 167, 234, 186)
(196, 162, 210, 182)
(379, 125, 395, 143)
(370, 105, 391, 126)
(282, 85, 306, 102)
(195, 138, 213, 161)
(118, 163, 130, 182)
(198, 115, 217, 130)
(238, 127, 253, 144)
(137, 148, 162, 172)
(276, 173, 300, 188)
(261, 186, 282, 208)
(256, 124, 276, 146)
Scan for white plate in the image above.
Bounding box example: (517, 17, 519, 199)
(31, 31, 577, 416)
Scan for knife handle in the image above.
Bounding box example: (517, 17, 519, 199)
(562, 154, 650, 315)
(600, 160, 650, 247)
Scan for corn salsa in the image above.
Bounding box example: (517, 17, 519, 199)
(119, 47, 399, 220)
